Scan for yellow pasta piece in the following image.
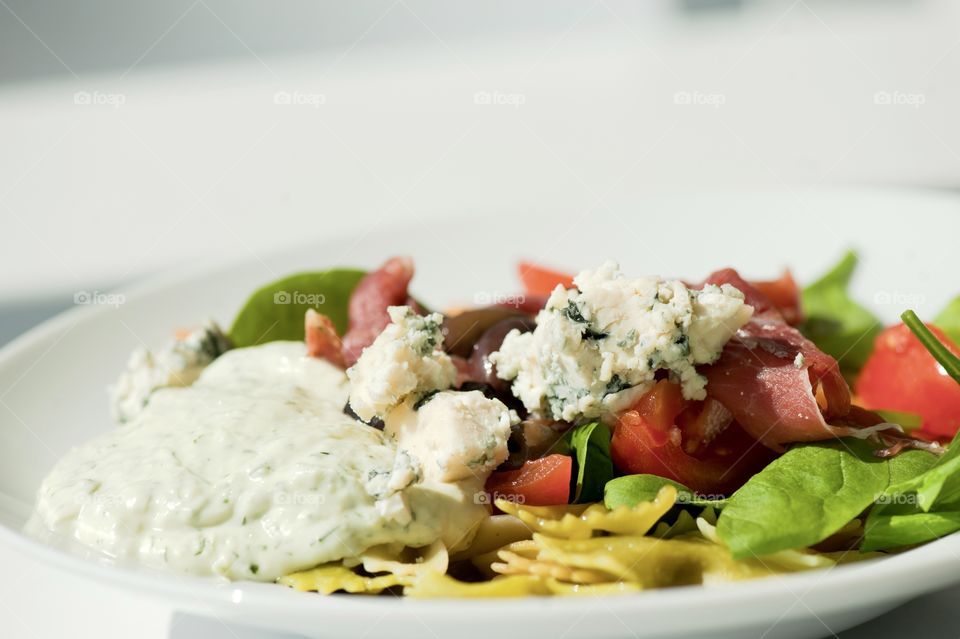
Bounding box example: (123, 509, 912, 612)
(544, 579, 642, 596)
(821, 550, 885, 564)
(495, 485, 677, 540)
(360, 540, 448, 577)
(279, 565, 409, 595)
(471, 539, 539, 577)
(533, 534, 778, 587)
(492, 549, 613, 584)
(450, 514, 533, 561)
(404, 572, 551, 598)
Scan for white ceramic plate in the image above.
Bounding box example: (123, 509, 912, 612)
(2, 189, 960, 639)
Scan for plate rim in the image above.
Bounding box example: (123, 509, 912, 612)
(3, 196, 960, 628)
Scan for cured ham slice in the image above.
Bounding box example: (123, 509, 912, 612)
(341, 257, 415, 366)
(701, 269, 855, 451)
(304, 309, 346, 368)
(751, 270, 803, 326)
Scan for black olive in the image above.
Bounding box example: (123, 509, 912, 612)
(499, 419, 573, 471)
(343, 401, 384, 430)
(441, 306, 528, 358)
(466, 315, 537, 393)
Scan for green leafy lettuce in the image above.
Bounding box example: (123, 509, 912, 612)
(229, 269, 366, 347)
(863, 432, 960, 551)
(716, 439, 938, 559)
(935, 295, 960, 346)
(799, 251, 881, 373)
(565, 422, 614, 503)
(604, 474, 727, 510)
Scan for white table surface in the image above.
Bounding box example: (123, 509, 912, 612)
(4, 5, 960, 636)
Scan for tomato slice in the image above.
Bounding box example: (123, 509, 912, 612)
(610, 380, 775, 496)
(855, 323, 960, 439)
(485, 454, 572, 506)
(517, 261, 574, 297)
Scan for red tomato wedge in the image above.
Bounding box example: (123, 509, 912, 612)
(855, 323, 960, 439)
(485, 454, 572, 506)
(517, 261, 574, 297)
(610, 380, 775, 496)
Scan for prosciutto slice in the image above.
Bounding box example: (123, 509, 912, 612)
(341, 256, 417, 366)
(701, 269, 855, 451)
(304, 309, 346, 369)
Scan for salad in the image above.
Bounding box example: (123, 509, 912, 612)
(26, 253, 960, 597)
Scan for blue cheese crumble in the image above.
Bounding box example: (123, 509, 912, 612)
(491, 261, 753, 422)
(385, 390, 515, 483)
(347, 306, 457, 422)
(109, 321, 232, 424)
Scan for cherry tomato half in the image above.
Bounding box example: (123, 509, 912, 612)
(517, 261, 574, 297)
(855, 323, 960, 439)
(485, 454, 572, 506)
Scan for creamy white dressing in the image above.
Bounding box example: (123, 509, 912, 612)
(27, 342, 487, 581)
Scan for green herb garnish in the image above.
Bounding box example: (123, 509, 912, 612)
(901, 309, 960, 383)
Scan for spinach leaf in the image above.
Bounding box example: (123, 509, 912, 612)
(604, 474, 727, 510)
(935, 295, 960, 346)
(800, 251, 882, 373)
(861, 430, 960, 550)
(878, 428, 960, 511)
(882, 455, 960, 512)
(565, 422, 613, 503)
(716, 439, 937, 559)
(229, 269, 366, 347)
(862, 502, 960, 552)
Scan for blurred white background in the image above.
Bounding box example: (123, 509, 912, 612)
(1, 1, 959, 637)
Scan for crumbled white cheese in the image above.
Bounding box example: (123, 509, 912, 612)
(794, 352, 806, 369)
(384, 390, 515, 483)
(347, 306, 456, 422)
(491, 261, 753, 421)
(109, 321, 231, 424)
